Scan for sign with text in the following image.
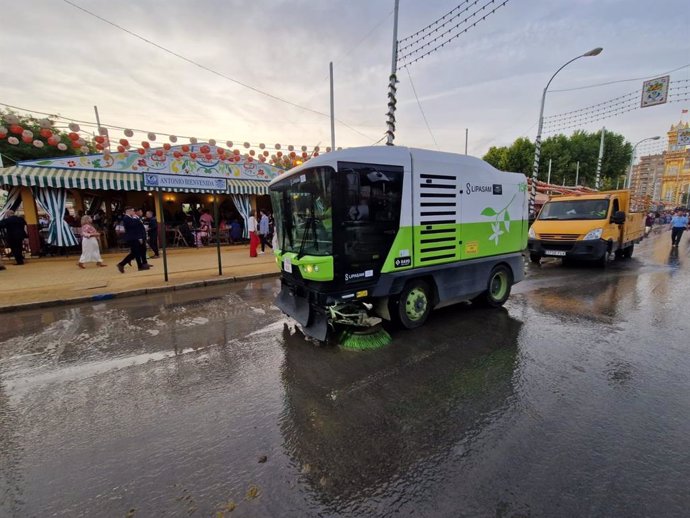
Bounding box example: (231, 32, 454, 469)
(641, 75, 670, 108)
(144, 173, 227, 191)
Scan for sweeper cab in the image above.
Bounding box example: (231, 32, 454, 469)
(268, 146, 529, 343)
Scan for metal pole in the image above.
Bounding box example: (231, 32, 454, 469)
(595, 126, 605, 190)
(157, 190, 169, 282)
(329, 62, 336, 150)
(385, 0, 400, 146)
(575, 161, 580, 186)
(547, 158, 552, 185)
(214, 196, 222, 276)
(93, 105, 110, 151)
(465, 128, 468, 155)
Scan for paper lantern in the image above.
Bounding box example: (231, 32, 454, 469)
(233, 149, 240, 155)
(124, 129, 134, 137)
(22, 135, 33, 144)
(155, 149, 164, 157)
(249, 149, 255, 156)
(190, 137, 198, 144)
(68, 132, 79, 141)
(190, 152, 197, 159)
(80, 145, 89, 153)
(98, 127, 108, 136)
(259, 156, 266, 162)
(32, 139, 43, 148)
(39, 128, 52, 138)
(181, 144, 190, 152)
(39, 118, 52, 129)
(301, 145, 307, 152)
(142, 141, 150, 149)
(200, 144, 210, 154)
(226, 140, 233, 148)
(117, 145, 125, 153)
(263, 150, 269, 157)
(208, 138, 216, 146)
(95, 135, 105, 144)
(302, 152, 308, 159)
(163, 143, 171, 151)
(326, 147, 332, 152)
(289, 151, 296, 158)
(277, 151, 283, 157)
(313, 151, 319, 157)
(243, 142, 250, 148)
(69, 123, 80, 132)
(337, 147, 342, 151)
(0, 126, 7, 138)
(259, 143, 265, 149)
(288, 145, 294, 151)
(96, 143, 104, 151)
(204, 153, 212, 160)
(5, 114, 19, 125)
(173, 151, 181, 158)
(22, 129, 34, 139)
(76, 138, 86, 147)
(47, 136, 60, 146)
(57, 142, 67, 151)
(247, 156, 253, 162)
(147, 132, 156, 141)
(137, 148, 146, 155)
(217, 147, 225, 154)
(71, 140, 82, 149)
(8, 136, 19, 145)
(9, 124, 22, 135)
(169, 135, 178, 143)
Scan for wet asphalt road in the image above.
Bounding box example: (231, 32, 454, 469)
(1, 230, 689, 517)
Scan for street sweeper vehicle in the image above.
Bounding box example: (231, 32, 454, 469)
(269, 146, 529, 346)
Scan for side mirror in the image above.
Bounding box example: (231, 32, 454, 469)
(611, 210, 626, 225)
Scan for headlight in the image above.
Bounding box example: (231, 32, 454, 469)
(528, 227, 536, 239)
(305, 264, 314, 273)
(584, 228, 603, 240)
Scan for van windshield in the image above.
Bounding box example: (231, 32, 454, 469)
(538, 199, 609, 221)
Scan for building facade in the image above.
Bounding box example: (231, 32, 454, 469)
(660, 121, 690, 207)
(631, 152, 665, 200)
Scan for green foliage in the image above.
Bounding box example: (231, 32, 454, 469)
(1, 110, 96, 166)
(483, 129, 632, 187)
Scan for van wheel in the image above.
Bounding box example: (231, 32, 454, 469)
(529, 253, 541, 264)
(392, 280, 432, 329)
(622, 244, 634, 258)
(473, 265, 513, 308)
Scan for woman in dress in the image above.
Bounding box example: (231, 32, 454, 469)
(248, 210, 259, 257)
(78, 215, 106, 268)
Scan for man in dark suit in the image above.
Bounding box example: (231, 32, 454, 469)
(0, 210, 28, 265)
(145, 210, 159, 258)
(116, 207, 151, 273)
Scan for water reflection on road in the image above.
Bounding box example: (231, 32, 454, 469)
(0, 231, 688, 517)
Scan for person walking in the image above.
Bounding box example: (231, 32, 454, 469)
(248, 210, 259, 257)
(146, 210, 159, 258)
(258, 210, 271, 255)
(117, 207, 151, 272)
(670, 210, 688, 247)
(0, 210, 27, 265)
(78, 215, 106, 268)
(644, 212, 655, 237)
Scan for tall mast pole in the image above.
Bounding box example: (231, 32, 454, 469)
(595, 126, 605, 190)
(385, 0, 400, 146)
(329, 62, 336, 150)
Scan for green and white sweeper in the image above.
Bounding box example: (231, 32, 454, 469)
(269, 146, 529, 344)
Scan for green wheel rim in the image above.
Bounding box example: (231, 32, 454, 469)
(405, 287, 428, 321)
(489, 271, 508, 300)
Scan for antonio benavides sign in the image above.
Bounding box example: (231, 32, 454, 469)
(144, 173, 227, 191)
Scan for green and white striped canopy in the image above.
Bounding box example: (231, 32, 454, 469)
(0, 166, 269, 195)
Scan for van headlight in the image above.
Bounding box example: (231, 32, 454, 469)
(528, 227, 536, 239)
(584, 228, 603, 240)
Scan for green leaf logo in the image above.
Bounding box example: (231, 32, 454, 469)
(481, 207, 497, 217)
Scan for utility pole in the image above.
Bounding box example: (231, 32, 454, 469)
(595, 126, 605, 190)
(465, 128, 468, 155)
(575, 161, 580, 186)
(329, 62, 336, 150)
(385, 0, 400, 146)
(547, 158, 552, 185)
(94, 105, 110, 151)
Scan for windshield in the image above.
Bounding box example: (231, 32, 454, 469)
(538, 199, 609, 221)
(270, 167, 333, 257)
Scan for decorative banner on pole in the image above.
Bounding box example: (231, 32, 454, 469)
(641, 75, 670, 108)
(678, 128, 690, 146)
(144, 173, 227, 192)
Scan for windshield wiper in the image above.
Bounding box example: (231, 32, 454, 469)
(297, 216, 315, 259)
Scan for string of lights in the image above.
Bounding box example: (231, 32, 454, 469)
(397, 0, 477, 52)
(397, 0, 510, 68)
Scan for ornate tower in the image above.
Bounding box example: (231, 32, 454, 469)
(660, 121, 690, 206)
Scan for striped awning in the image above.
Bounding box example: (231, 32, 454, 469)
(228, 179, 269, 195)
(0, 166, 143, 190)
(0, 166, 270, 195)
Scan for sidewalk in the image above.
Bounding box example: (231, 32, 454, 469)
(0, 245, 280, 312)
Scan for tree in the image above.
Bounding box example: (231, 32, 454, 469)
(0, 110, 95, 166)
(483, 130, 632, 187)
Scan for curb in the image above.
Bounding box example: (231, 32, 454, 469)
(0, 271, 281, 314)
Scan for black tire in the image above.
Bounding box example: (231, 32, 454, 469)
(472, 264, 513, 308)
(595, 253, 608, 268)
(529, 253, 541, 264)
(391, 280, 433, 329)
(622, 244, 634, 259)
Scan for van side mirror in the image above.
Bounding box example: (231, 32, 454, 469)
(611, 210, 626, 225)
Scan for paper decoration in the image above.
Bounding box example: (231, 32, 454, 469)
(641, 75, 670, 108)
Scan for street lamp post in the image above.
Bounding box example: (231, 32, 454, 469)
(626, 136, 660, 191)
(529, 47, 603, 216)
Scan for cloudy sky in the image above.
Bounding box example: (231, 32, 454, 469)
(2, 0, 688, 157)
